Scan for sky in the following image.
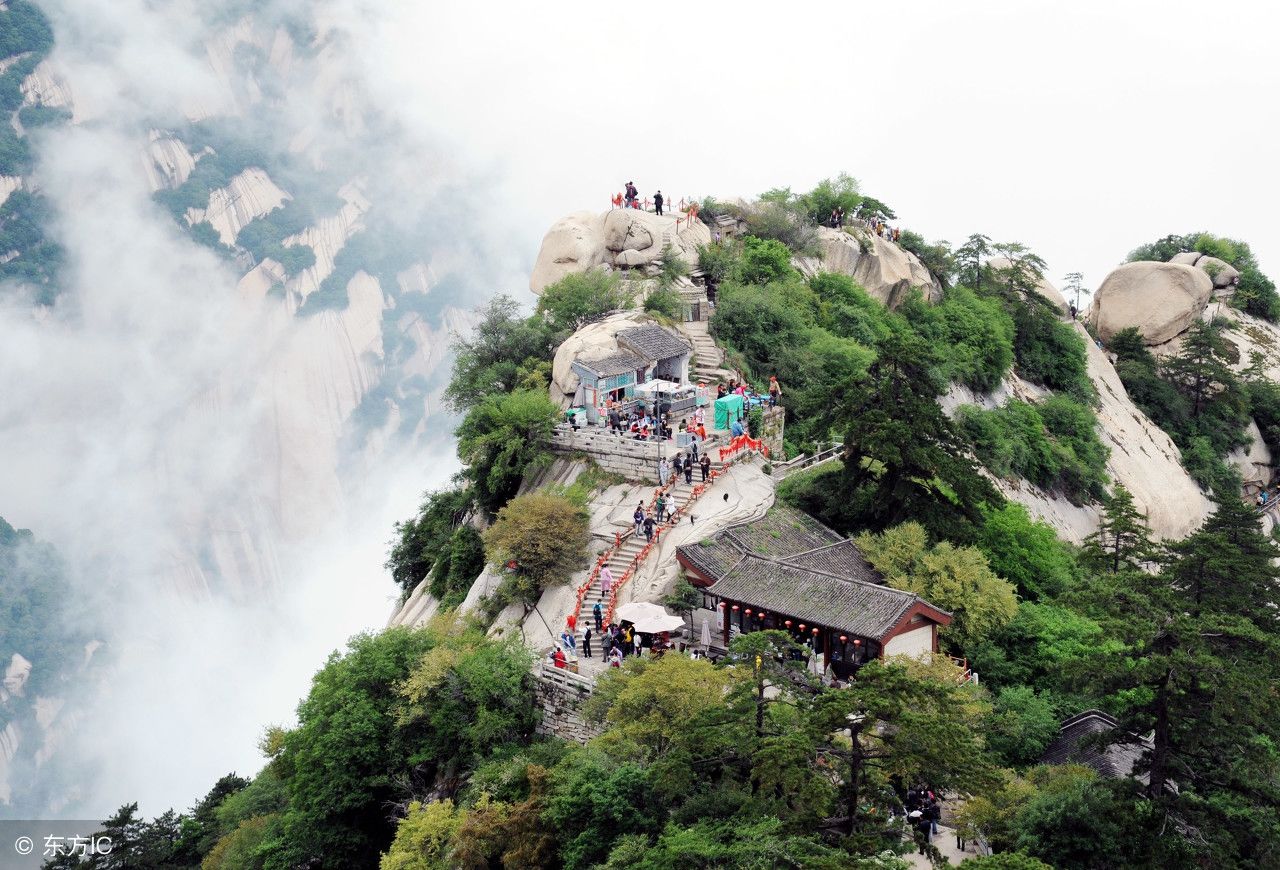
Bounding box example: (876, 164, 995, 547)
(358, 0, 1280, 300)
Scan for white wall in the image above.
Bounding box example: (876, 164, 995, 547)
(883, 624, 933, 660)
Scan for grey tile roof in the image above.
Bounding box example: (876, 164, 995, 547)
(1040, 710, 1151, 781)
(618, 325, 691, 361)
(711, 556, 921, 638)
(576, 351, 646, 378)
(676, 505, 948, 639)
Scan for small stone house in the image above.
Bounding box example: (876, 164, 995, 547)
(569, 325, 692, 421)
(676, 506, 951, 677)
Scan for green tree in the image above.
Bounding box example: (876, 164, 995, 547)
(984, 686, 1060, 767)
(955, 233, 992, 290)
(976, 503, 1079, 600)
(385, 486, 477, 596)
(830, 327, 1003, 541)
(797, 172, 862, 226)
(734, 235, 797, 285)
(1079, 483, 1156, 575)
(456, 389, 559, 514)
(445, 294, 557, 412)
(1162, 319, 1242, 423)
(536, 270, 634, 334)
(380, 800, 461, 870)
(1080, 495, 1280, 866)
(482, 490, 590, 605)
(856, 522, 1018, 649)
(958, 853, 1053, 870)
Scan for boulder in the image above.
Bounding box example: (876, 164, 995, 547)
(603, 209, 655, 252)
(1089, 261, 1213, 345)
(985, 256, 1069, 313)
(796, 227, 941, 308)
(1169, 251, 1202, 266)
(1195, 255, 1240, 288)
(531, 209, 710, 293)
(529, 210, 608, 293)
(549, 310, 656, 407)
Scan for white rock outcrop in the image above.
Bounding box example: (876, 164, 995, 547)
(1089, 261, 1214, 345)
(794, 227, 942, 308)
(185, 167, 291, 246)
(1168, 251, 1241, 289)
(1228, 419, 1273, 488)
(20, 59, 73, 113)
(946, 324, 1212, 543)
(531, 209, 711, 292)
(142, 131, 198, 191)
(0, 176, 21, 209)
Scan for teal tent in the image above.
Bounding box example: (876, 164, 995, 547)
(713, 394, 744, 431)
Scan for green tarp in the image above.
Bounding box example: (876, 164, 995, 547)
(714, 394, 744, 431)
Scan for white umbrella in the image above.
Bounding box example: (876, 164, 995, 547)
(616, 601, 668, 623)
(631, 612, 687, 633)
(700, 618, 712, 648)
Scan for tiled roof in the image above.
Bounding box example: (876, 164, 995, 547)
(711, 556, 922, 638)
(676, 505, 949, 639)
(618, 325, 691, 361)
(1039, 710, 1150, 781)
(575, 351, 646, 378)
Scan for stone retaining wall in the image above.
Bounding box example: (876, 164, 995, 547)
(534, 671, 603, 744)
(550, 426, 718, 483)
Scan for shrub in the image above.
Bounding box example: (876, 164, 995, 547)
(696, 241, 737, 285)
(456, 389, 560, 514)
(985, 686, 1061, 767)
(386, 486, 476, 596)
(483, 491, 590, 604)
(733, 235, 796, 285)
(536, 269, 633, 335)
(642, 286, 681, 321)
(957, 398, 1108, 503)
(902, 286, 1014, 392)
(1010, 301, 1093, 400)
(976, 503, 1079, 600)
(741, 202, 818, 255)
(16, 104, 71, 128)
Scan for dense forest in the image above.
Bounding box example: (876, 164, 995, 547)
(51, 177, 1280, 869)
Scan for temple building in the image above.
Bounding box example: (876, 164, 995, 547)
(569, 325, 692, 420)
(676, 506, 951, 677)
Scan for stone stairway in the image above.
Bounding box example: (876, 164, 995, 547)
(679, 319, 736, 384)
(571, 455, 730, 645)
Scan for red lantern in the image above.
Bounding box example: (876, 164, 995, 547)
(811, 627, 820, 635)
(798, 624, 806, 631)
(758, 611, 766, 618)
(732, 604, 740, 611)
(854, 639, 862, 646)
(839, 635, 848, 643)
(744, 608, 752, 616)
(784, 619, 792, 628)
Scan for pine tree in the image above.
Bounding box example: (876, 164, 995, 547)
(1082, 496, 1280, 864)
(955, 233, 992, 290)
(1080, 483, 1157, 575)
(1161, 319, 1236, 420)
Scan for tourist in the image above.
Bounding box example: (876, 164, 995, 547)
(716, 383, 726, 399)
(593, 599, 604, 630)
(583, 626, 593, 658)
(731, 417, 744, 438)
(623, 625, 634, 656)
(927, 796, 941, 835)
(768, 375, 781, 407)
(553, 647, 566, 669)
(643, 512, 656, 543)
(678, 418, 688, 434)
(658, 457, 670, 486)
(560, 629, 576, 652)
(610, 646, 623, 668)
(601, 630, 613, 658)
(633, 504, 645, 537)
(911, 810, 930, 853)
(684, 455, 694, 484)
(654, 189, 664, 216)
(700, 454, 711, 482)
(656, 493, 667, 523)
(673, 452, 683, 478)
(1259, 490, 1267, 507)
(599, 565, 613, 597)
(624, 181, 637, 208)
(695, 405, 705, 427)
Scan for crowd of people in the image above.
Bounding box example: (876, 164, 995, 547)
(549, 617, 675, 670)
(904, 786, 945, 854)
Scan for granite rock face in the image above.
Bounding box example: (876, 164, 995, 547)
(1089, 262, 1214, 345)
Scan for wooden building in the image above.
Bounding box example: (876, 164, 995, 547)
(569, 325, 693, 422)
(676, 506, 951, 676)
